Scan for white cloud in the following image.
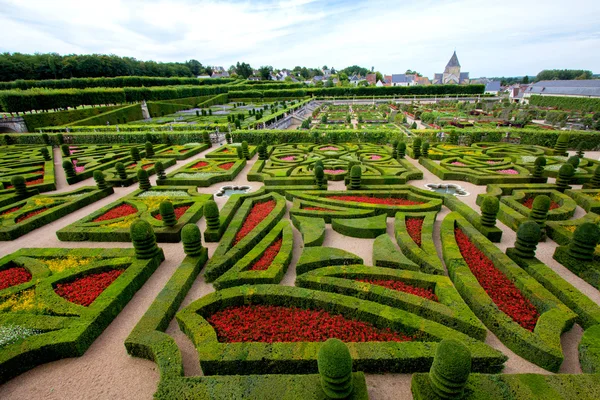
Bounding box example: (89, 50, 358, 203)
(0, 0, 598, 77)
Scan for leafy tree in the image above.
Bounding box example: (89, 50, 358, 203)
(522, 75, 529, 84)
(535, 69, 593, 82)
(375, 71, 383, 83)
(259, 66, 273, 80)
(405, 69, 423, 77)
(235, 62, 253, 79)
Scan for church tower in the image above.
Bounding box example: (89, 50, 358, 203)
(442, 51, 461, 84)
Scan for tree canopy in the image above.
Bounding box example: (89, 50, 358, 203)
(535, 69, 593, 82)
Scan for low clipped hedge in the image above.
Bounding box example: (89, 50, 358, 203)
(565, 189, 600, 213)
(289, 198, 375, 223)
(23, 105, 122, 130)
(66, 103, 143, 126)
(553, 246, 600, 290)
(291, 215, 326, 247)
(579, 325, 600, 374)
(161, 158, 246, 187)
(331, 214, 387, 239)
(296, 247, 364, 276)
(103, 159, 176, 187)
(443, 195, 502, 242)
(420, 157, 537, 185)
(394, 211, 444, 275)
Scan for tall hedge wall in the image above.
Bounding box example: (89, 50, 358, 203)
(529, 95, 600, 112)
(22, 104, 122, 130)
(66, 104, 143, 126)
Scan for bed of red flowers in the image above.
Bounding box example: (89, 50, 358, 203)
(328, 196, 424, 206)
(406, 217, 424, 247)
(206, 305, 414, 343)
(4, 178, 45, 189)
(522, 197, 560, 210)
(249, 238, 282, 271)
(357, 279, 438, 301)
(0, 266, 32, 290)
(1, 205, 23, 216)
(93, 204, 138, 222)
(192, 161, 209, 169)
(454, 228, 539, 331)
(16, 208, 49, 223)
(219, 162, 235, 170)
(303, 206, 334, 211)
(154, 205, 190, 221)
(54, 269, 124, 307)
(234, 200, 276, 245)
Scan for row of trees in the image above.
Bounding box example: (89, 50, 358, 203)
(534, 69, 593, 82)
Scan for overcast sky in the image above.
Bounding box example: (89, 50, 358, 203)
(1, 0, 599, 78)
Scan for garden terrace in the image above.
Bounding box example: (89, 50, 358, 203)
(160, 158, 246, 187)
(0, 145, 55, 194)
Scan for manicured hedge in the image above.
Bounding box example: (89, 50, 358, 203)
(161, 158, 246, 187)
(420, 157, 537, 185)
(443, 195, 502, 242)
(332, 214, 387, 238)
(296, 247, 364, 275)
(565, 189, 600, 213)
(579, 325, 600, 374)
(22, 105, 122, 130)
(291, 215, 326, 247)
(102, 158, 176, 187)
(66, 104, 143, 126)
(529, 95, 600, 112)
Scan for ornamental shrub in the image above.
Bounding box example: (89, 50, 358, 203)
(236, 146, 244, 159)
(313, 131, 320, 144)
(590, 165, 600, 188)
(314, 165, 326, 188)
(412, 137, 422, 159)
(130, 220, 161, 260)
(532, 156, 546, 178)
(145, 133, 153, 143)
(567, 155, 580, 169)
(41, 133, 50, 145)
(61, 144, 70, 157)
(225, 132, 232, 144)
(429, 339, 471, 399)
(115, 162, 128, 180)
(182, 223, 204, 256)
(57, 133, 64, 144)
(330, 132, 338, 144)
(40, 147, 51, 161)
(529, 195, 551, 239)
(144, 141, 155, 157)
(397, 142, 406, 159)
(480, 196, 499, 227)
(130, 147, 141, 162)
(392, 139, 398, 155)
(137, 169, 151, 190)
(242, 141, 249, 159)
(422, 141, 430, 158)
(203, 131, 210, 145)
(514, 220, 541, 259)
(317, 338, 353, 399)
(349, 165, 362, 190)
(93, 170, 110, 190)
(154, 161, 166, 181)
(204, 200, 220, 231)
(556, 163, 575, 190)
(577, 142, 585, 158)
(554, 133, 569, 155)
(159, 201, 177, 227)
(258, 144, 268, 160)
(62, 160, 76, 178)
(314, 160, 324, 170)
(10, 175, 27, 197)
(569, 222, 600, 261)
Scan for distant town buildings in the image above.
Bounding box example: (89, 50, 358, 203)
(522, 80, 600, 102)
(433, 51, 470, 84)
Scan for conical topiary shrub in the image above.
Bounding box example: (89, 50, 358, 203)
(40, 147, 51, 161)
(62, 160, 76, 179)
(130, 147, 141, 162)
(182, 223, 204, 256)
(429, 339, 471, 399)
(154, 161, 166, 183)
(556, 163, 575, 190)
(480, 196, 499, 228)
(514, 221, 541, 259)
(137, 169, 151, 190)
(61, 144, 70, 157)
(569, 222, 600, 261)
(349, 165, 362, 190)
(532, 156, 546, 178)
(145, 133, 153, 143)
(203, 131, 210, 145)
(93, 170, 110, 190)
(422, 141, 430, 158)
(115, 162, 128, 180)
(529, 195, 551, 239)
(204, 200, 220, 231)
(412, 138, 422, 159)
(397, 142, 406, 159)
(317, 339, 353, 399)
(567, 155, 580, 169)
(589, 165, 600, 189)
(258, 144, 268, 160)
(130, 220, 161, 260)
(236, 146, 244, 160)
(242, 141, 250, 159)
(11, 175, 27, 197)
(57, 133, 64, 145)
(313, 131, 320, 144)
(41, 133, 50, 145)
(392, 140, 398, 155)
(554, 133, 569, 156)
(576, 142, 585, 158)
(225, 132, 232, 144)
(159, 201, 177, 227)
(145, 141, 155, 157)
(314, 165, 326, 188)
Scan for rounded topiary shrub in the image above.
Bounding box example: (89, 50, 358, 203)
(576, 142, 585, 159)
(590, 165, 600, 188)
(314, 165, 325, 188)
(412, 138, 422, 159)
(225, 132, 232, 144)
(115, 162, 128, 180)
(392, 139, 398, 155)
(41, 133, 50, 145)
(422, 141, 430, 158)
(554, 133, 569, 155)
(137, 169, 151, 190)
(242, 141, 250, 159)
(514, 220, 541, 258)
(317, 338, 353, 399)
(349, 165, 362, 190)
(182, 223, 204, 256)
(61, 144, 70, 157)
(130, 147, 141, 162)
(40, 147, 51, 161)
(203, 131, 210, 145)
(204, 200, 220, 231)
(10, 175, 27, 197)
(56, 133, 64, 145)
(556, 163, 575, 190)
(532, 156, 546, 178)
(155, 161, 166, 181)
(258, 144, 268, 160)
(130, 219, 161, 260)
(429, 339, 471, 399)
(569, 222, 600, 261)
(236, 146, 244, 160)
(93, 170, 110, 190)
(159, 201, 177, 227)
(567, 155, 580, 169)
(529, 195, 551, 238)
(397, 142, 406, 159)
(145, 141, 155, 157)
(62, 160, 76, 178)
(480, 196, 499, 227)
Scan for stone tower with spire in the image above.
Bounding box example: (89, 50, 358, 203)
(433, 51, 470, 84)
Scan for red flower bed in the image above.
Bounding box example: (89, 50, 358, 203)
(154, 205, 191, 221)
(328, 196, 424, 206)
(54, 269, 124, 307)
(406, 217, 424, 247)
(454, 228, 539, 331)
(219, 162, 235, 170)
(16, 208, 49, 223)
(234, 200, 276, 245)
(303, 206, 334, 211)
(357, 279, 438, 301)
(206, 305, 414, 343)
(522, 197, 560, 210)
(93, 204, 137, 222)
(26, 178, 44, 186)
(142, 163, 154, 170)
(0, 266, 32, 290)
(1, 205, 23, 216)
(249, 238, 282, 271)
(192, 161, 209, 169)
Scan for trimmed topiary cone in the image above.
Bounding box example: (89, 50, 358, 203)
(236, 146, 244, 159)
(313, 131, 320, 144)
(412, 138, 422, 159)
(204, 200, 220, 231)
(242, 141, 250, 159)
(576, 143, 585, 158)
(421, 141, 430, 158)
(349, 165, 362, 190)
(145, 141, 155, 157)
(40, 147, 51, 161)
(556, 163, 575, 190)
(392, 139, 398, 155)
(554, 133, 569, 156)
(203, 131, 210, 145)
(317, 338, 353, 399)
(589, 165, 600, 189)
(529, 195, 551, 239)
(137, 169, 151, 190)
(62, 160, 76, 178)
(130, 219, 161, 260)
(567, 155, 580, 169)
(11, 175, 27, 197)
(145, 133, 153, 143)
(314, 160, 324, 171)
(130, 147, 141, 162)
(532, 156, 546, 178)
(154, 161, 166, 183)
(93, 170, 110, 190)
(429, 339, 471, 399)
(397, 142, 406, 159)
(61, 144, 70, 157)
(314, 165, 326, 188)
(569, 222, 600, 261)
(225, 132, 232, 144)
(57, 133, 64, 145)
(480, 196, 499, 227)
(159, 201, 177, 227)
(41, 133, 50, 145)
(182, 223, 204, 256)
(514, 221, 541, 258)
(258, 144, 268, 160)
(115, 162, 128, 180)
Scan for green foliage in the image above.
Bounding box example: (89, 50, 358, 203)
(145, 141, 155, 157)
(60, 143, 70, 156)
(577, 142, 585, 158)
(56, 133, 64, 144)
(590, 165, 600, 188)
(429, 339, 471, 399)
(514, 221, 541, 259)
(533, 156, 546, 178)
(159, 201, 177, 227)
(314, 165, 326, 188)
(397, 142, 406, 159)
(567, 155, 580, 169)
(10, 175, 27, 197)
(130, 146, 141, 161)
(242, 141, 250, 159)
(529, 195, 551, 238)
(318, 338, 353, 399)
(204, 200, 220, 231)
(137, 169, 151, 190)
(556, 163, 575, 190)
(225, 132, 232, 144)
(154, 161, 166, 181)
(554, 134, 569, 155)
(39, 147, 51, 161)
(258, 144, 268, 160)
(480, 196, 499, 228)
(349, 165, 362, 190)
(130, 219, 161, 259)
(530, 95, 600, 112)
(413, 138, 422, 159)
(569, 222, 600, 261)
(115, 162, 128, 179)
(93, 170, 110, 190)
(62, 160, 76, 179)
(421, 141, 430, 158)
(23, 105, 123, 130)
(579, 325, 600, 373)
(181, 224, 204, 257)
(236, 145, 244, 159)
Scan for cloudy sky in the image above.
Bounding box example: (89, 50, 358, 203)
(1, 0, 599, 78)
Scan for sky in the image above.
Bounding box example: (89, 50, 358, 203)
(1, 0, 599, 78)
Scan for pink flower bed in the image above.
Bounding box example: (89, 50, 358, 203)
(497, 169, 519, 175)
(319, 146, 339, 151)
(451, 161, 467, 166)
(324, 169, 346, 175)
(369, 155, 382, 160)
(280, 156, 296, 161)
